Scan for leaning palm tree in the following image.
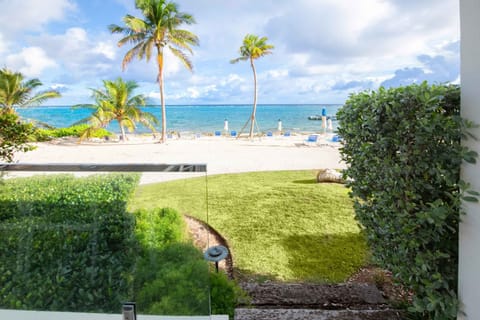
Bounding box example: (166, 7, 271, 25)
(231, 34, 274, 139)
(0, 68, 60, 115)
(109, 0, 199, 143)
(74, 78, 158, 142)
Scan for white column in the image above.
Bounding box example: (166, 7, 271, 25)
(459, 0, 480, 319)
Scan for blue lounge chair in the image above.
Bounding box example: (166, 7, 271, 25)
(267, 131, 273, 137)
(331, 135, 342, 142)
(214, 130, 221, 136)
(230, 130, 237, 137)
(304, 134, 318, 145)
(284, 131, 291, 137)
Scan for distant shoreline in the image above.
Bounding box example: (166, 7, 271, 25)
(17, 104, 342, 134)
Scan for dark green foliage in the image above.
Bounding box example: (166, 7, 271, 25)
(0, 174, 140, 312)
(0, 112, 36, 162)
(133, 208, 243, 318)
(35, 124, 113, 141)
(210, 271, 248, 319)
(337, 83, 477, 319)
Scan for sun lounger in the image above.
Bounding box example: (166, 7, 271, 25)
(214, 130, 221, 136)
(284, 131, 291, 137)
(266, 131, 273, 137)
(230, 130, 237, 137)
(304, 134, 318, 145)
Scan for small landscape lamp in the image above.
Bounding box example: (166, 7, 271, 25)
(204, 245, 229, 272)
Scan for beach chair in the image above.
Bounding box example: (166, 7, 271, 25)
(230, 130, 237, 137)
(284, 131, 291, 137)
(266, 131, 273, 137)
(304, 134, 318, 145)
(214, 130, 221, 137)
(331, 135, 342, 142)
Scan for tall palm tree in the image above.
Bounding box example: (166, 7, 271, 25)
(109, 0, 199, 143)
(75, 78, 158, 142)
(231, 34, 274, 139)
(0, 68, 60, 115)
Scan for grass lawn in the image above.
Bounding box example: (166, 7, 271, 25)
(129, 170, 369, 283)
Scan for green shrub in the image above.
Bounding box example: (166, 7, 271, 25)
(0, 112, 36, 162)
(0, 173, 140, 312)
(210, 271, 248, 319)
(35, 124, 113, 141)
(337, 83, 477, 319)
(133, 208, 243, 318)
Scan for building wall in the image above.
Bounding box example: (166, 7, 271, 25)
(459, 0, 480, 319)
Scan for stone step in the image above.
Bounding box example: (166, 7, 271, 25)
(234, 308, 403, 320)
(241, 283, 387, 309)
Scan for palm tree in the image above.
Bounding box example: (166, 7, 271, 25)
(75, 78, 158, 142)
(231, 34, 274, 139)
(109, 0, 199, 143)
(0, 68, 60, 115)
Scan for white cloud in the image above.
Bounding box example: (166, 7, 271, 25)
(0, 33, 9, 54)
(6, 47, 57, 77)
(0, 0, 76, 33)
(93, 42, 116, 60)
(27, 28, 121, 82)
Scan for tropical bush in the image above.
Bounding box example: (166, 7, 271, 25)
(0, 174, 140, 312)
(0, 112, 36, 162)
(35, 124, 113, 141)
(337, 83, 478, 319)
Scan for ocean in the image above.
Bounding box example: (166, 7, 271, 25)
(17, 104, 342, 134)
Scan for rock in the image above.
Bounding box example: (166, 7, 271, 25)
(316, 169, 344, 183)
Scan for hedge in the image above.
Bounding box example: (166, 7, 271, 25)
(337, 83, 478, 319)
(0, 173, 140, 312)
(35, 124, 113, 141)
(0, 175, 243, 316)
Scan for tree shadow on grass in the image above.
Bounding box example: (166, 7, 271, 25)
(292, 179, 317, 184)
(281, 233, 368, 283)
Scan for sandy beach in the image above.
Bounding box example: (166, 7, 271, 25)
(11, 133, 345, 184)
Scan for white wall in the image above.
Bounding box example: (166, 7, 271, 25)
(0, 309, 227, 320)
(459, 0, 480, 319)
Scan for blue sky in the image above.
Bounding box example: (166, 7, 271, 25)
(0, 0, 460, 105)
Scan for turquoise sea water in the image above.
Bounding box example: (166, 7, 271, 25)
(17, 104, 342, 134)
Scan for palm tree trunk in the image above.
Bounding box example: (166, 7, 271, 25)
(119, 122, 127, 141)
(157, 46, 167, 143)
(249, 58, 258, 139)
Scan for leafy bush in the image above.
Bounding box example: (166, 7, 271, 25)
(210, 271, 249, 319)
(133, 208, 243, 318)
(0, 173, 140, 312)
(0, 112, 36, 162)
(337, 83, 477, 319)
(35, 124, 113, 141)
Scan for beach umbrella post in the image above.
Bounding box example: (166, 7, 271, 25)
(224, 119, 229, 132)
(321, 107, 327, 133)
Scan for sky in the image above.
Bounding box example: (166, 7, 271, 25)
(0, 0, 460, 105)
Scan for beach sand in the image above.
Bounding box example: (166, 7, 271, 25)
(12, 133, 345, 184)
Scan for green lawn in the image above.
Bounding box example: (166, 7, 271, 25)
(129, 170, 369, 283)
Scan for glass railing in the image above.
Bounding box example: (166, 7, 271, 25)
(0, 163, 226, 319)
